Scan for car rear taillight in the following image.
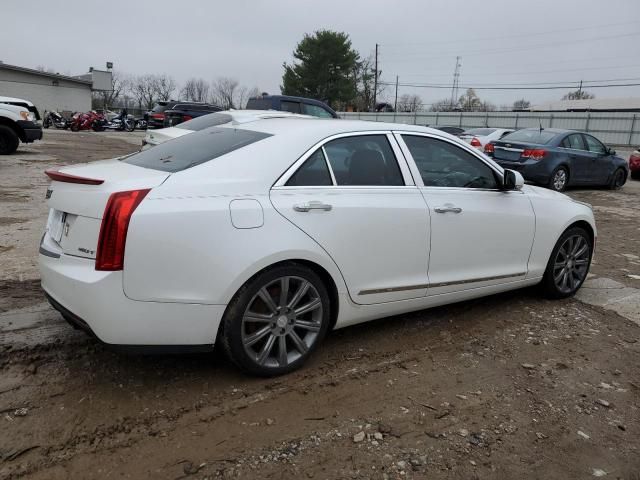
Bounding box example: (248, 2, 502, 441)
(484, 143, 495, 154)
(470, 137, 482, 148)
(151, 113, 165, 120)
(182, 115, 193, 122)
(95, 189, 150, 271)
(521, 149, 547, 160)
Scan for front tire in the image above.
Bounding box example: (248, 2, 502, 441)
(540, 226, 592, 299)
(220, 264, 331, 377)
(609, 168, 626, 189)
(0, 125, 20, 155)
(548, 166, 569, 192)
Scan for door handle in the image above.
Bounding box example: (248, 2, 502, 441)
(434, 205, 462, 214)
(293, 201, 333, 212)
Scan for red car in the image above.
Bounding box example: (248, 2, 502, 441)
(630, 148, 640, 180)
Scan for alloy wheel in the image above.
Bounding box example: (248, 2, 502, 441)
(552, 234, 590, 294)
(241, 276, 323, 368)
(553, 169, 567, 191)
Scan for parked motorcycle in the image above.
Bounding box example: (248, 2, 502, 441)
(134, 118, 147, 130)
(69, 111, 104, 132)
(42, 110, 69, 129)
(94, 114, 135, 132)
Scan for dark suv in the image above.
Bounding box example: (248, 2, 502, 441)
(146, 101, 222, 128)
(246, 95, 338, 118)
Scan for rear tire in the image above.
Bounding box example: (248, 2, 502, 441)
(220, 263, 331, 377)
(609, 168, 626, 189)
(0, 125, 20, 155)
(540, 226, 592, 299)
(548, 166, 569, 192)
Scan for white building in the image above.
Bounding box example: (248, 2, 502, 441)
(0, 62, 93, 114)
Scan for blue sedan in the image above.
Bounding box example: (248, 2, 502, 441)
(485, 128, 629, 191)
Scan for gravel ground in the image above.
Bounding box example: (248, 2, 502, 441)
(0, 130, 639, 479)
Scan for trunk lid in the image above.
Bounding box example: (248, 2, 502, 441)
(45, 159, 169, 259)
(492, 141, 544, 162)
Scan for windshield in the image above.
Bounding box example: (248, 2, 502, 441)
(501, 129, 557, 144)
(464, 128, 496, 136)
(176, 113, 233, 131)
(123, 127, 272, 172)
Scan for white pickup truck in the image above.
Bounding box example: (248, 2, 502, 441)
(0, 96, 43, 154)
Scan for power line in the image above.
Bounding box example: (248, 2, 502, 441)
(379, 20, 638, 48)
(382, 32, 640, 61)
(379, 81, 640, 91)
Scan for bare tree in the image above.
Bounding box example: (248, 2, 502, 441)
(397, 94, 422, 112)
(130, 74, 158, 110)
(430, 98, 457, 112)
(180, 78, 210, 102)
(153, 74, 176, 101)
(211, 77, 240, 109)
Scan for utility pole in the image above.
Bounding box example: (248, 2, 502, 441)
(450, 56, 461, 109)
(373, 43, 379, 112)
(578, 79, 583, 98)
(394, 75, 399, 112)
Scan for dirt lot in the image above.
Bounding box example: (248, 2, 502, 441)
(1, 130, 639, 479)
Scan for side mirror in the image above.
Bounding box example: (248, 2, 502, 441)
(607, 147, 616, 156)
(503, 169, 524, 191)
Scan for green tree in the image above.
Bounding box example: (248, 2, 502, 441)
(281, 30, 359, 108)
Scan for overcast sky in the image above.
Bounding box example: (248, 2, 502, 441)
(2, 0, 639, 108)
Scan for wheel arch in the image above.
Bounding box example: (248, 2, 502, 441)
(216, 256, 343, 343)
(0, 117, 24, 142)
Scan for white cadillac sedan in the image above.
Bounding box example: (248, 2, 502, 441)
(39, 118, 595, 376)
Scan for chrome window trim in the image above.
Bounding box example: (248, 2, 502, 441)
(321, 146, 338, 185)
(273, 130, 416, 188)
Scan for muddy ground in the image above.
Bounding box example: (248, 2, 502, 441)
(0, 130, 639, 479)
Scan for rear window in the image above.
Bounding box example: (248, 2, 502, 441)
(501, 129, 557, 144)
(151, 102, 169, 113)
(176, 113, 233, 131)
(246, 98, 273, 110)
(464, 128, 496, 136)
(123, 127, 272, 172)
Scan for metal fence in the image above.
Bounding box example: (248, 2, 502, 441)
(338, 111, 640, 146)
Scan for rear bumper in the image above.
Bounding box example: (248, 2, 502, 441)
(494, 159, 551, 184)
(39, 245, 225, 348)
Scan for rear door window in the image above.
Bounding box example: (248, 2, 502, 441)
(123, 127, 272, 172)
(323, 135, 404, 186)
(286, 150, 333, 186)
(303, 103, 334, 118)
(281, 101, 301, 114)
(562, 134, 586, 150)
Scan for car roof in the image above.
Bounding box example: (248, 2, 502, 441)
(231, 116, 451, 138)
(516, 127, 575, 134)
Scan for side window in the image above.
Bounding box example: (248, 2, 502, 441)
(583, 135, 606, 154)
(281, 101, 301, 114)
(286, 150, 333, 186)
(402, 135, 498, 189)
(564, 134, 586, 150)
(323, 135, 404, 186)
(303, 103, 333, 118)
